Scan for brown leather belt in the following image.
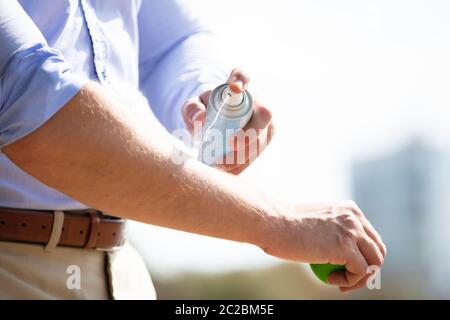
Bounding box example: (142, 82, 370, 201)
(0, 207, 125, 250)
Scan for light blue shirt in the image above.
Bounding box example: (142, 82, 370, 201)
(0, 0, 227, 210)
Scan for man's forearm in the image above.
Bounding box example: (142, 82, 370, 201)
(3, 81, 281, 248)
(3, 81, 388, 289)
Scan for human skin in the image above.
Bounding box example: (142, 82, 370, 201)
(182, 68, 275, 174)
(3, 77, 386, 292)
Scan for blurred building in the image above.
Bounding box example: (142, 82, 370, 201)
(352, 140, 450, 298)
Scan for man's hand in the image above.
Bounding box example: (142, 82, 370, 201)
(261, 200, 387, 292)
(182, 68, 275, 175)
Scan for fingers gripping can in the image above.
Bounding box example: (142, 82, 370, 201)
(198, 82, 253, 166)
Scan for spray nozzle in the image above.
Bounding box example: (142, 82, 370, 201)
(222, 81, 244, 107)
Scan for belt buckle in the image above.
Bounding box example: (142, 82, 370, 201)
(95, 214, 127, 252)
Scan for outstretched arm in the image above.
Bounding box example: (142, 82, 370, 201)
(4, 81, 275, 246)
(4, 81, 385, 292)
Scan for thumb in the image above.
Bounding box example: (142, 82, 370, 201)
(182, 97, 206, 134)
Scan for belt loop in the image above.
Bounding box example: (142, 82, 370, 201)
(45, 210, 65, 252)
(85, 211, 100, 249)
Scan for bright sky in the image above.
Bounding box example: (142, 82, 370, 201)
(130, 0, 450, 275)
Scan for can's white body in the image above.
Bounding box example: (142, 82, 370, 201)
(198, 84, 253, 166)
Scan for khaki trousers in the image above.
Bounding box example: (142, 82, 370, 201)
(0, 240, 156, 299)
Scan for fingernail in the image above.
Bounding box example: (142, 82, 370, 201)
(229, 81, 244, 93)
(339, 288, 350, 294)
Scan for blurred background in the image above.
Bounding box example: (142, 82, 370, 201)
(130, 0, 450, 299)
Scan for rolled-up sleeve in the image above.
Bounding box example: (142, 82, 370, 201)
(138, 0, 228, 132)
(0, 1, 88, 148)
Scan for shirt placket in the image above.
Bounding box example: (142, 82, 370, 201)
(80, 0, 109, 84)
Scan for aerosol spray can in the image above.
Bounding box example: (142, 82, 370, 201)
(198, 81, 253, 166)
